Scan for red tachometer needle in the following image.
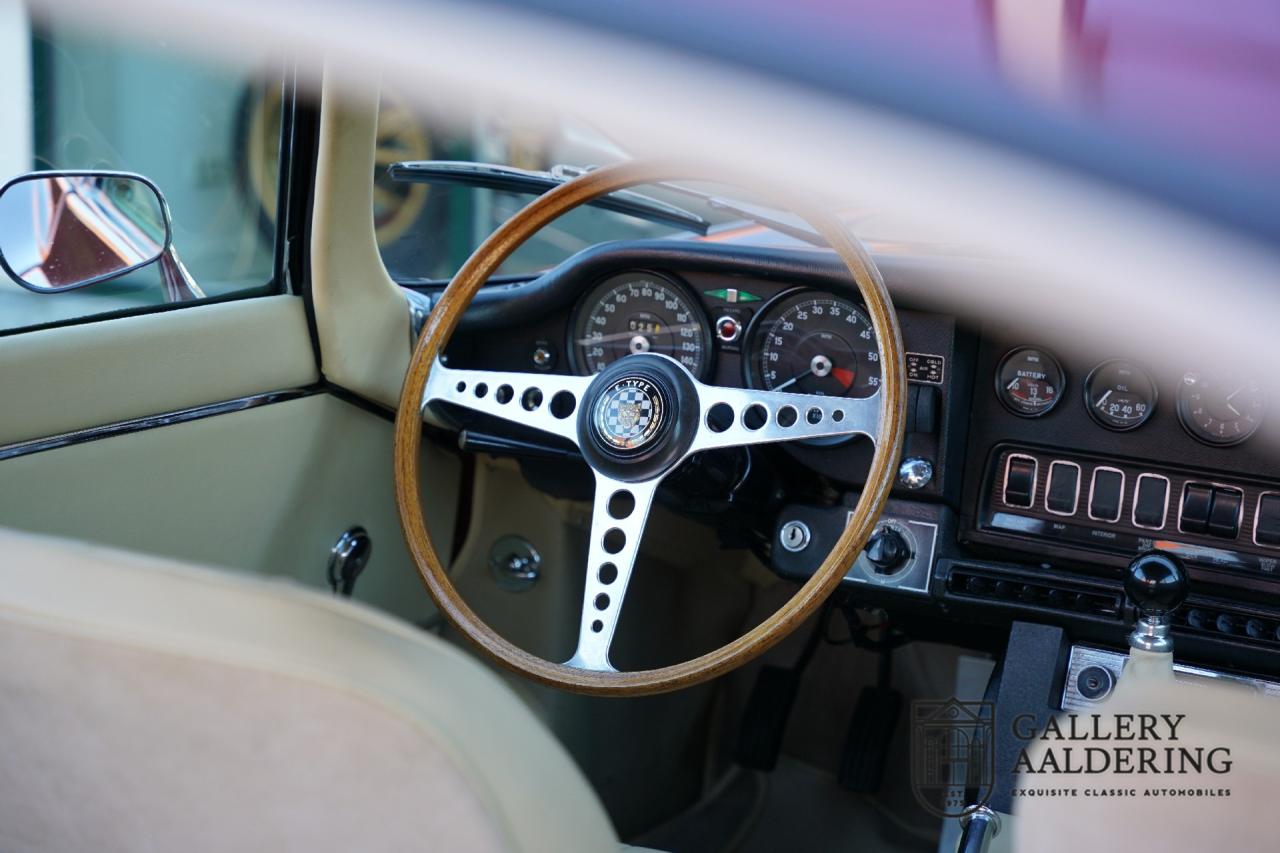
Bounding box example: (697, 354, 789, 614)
(831, 367, 855, 389)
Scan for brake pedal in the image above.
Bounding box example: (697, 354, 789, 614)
(734, 665, 801, 771)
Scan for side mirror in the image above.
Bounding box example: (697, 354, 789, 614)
(0, 171, 198, 298)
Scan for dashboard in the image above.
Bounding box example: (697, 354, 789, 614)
(421, 239, 1280, 680)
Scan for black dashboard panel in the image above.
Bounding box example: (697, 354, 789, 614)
(435, 240, 969, 501)
(962, 331, 1280, 603)
(421, 239, 1280, 677)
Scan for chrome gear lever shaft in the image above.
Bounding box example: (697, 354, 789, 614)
(1124, 552, 1189, 654)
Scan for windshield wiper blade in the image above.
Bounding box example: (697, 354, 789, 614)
(654, 182, 827, 247)
(388, 161, 711, 235)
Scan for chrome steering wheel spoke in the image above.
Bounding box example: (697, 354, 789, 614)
(687, 381, 879, 453)
(565, 472, 661, 673)
(422, 359, 593, 446)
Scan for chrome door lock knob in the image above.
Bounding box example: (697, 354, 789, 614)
(1124, 552, 1189, 653)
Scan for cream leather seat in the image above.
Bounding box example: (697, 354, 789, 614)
(0, 527, 654, 852)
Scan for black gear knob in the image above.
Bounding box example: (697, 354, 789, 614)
(1124, 552, 1189, 617)
(1124, 552, 1188, 653)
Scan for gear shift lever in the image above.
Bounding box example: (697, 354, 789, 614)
(1124, 552, 1189, 654)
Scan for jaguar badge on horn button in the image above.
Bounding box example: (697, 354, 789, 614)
(593, 376, 665, 452)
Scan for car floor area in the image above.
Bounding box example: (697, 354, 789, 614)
(435, 455, 988, 851)
(628, 585, 987, 853)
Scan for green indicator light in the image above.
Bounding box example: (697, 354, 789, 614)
(703, 287, 763, 304)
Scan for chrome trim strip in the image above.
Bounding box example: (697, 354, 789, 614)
(1254, 490, 1280, 549)
(1062, 645, 1280, 712)
(1002, 452, 1038, 508)
(0, 387, 322, 462)
(1086, 465, 1125, 523)
(1131, 472, 1171, 531)
(1044, 459, 1081, 517)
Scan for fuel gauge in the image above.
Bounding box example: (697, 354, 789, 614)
(1084, 360, 1157, 431)
(995, 347, 1065, 417)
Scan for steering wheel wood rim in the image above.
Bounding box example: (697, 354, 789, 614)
(394, 161, 906, 696)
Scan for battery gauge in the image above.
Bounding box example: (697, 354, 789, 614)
(995, 347, 1065, 417)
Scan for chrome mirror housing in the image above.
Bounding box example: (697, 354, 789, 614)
(0, 171, 182, 294)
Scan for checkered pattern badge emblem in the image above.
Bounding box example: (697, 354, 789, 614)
(594, 377, 665, 451)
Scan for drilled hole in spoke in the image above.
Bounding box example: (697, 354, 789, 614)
(455, 381, 467, 393)
(495, 385, 514, 404)
(607, 490, 635, 519)
(550, 390, 577, 419)
(777, 405, 798, 428)
(598, 563, 618, 584)
(594, 593, 610, 610)
(474, 383, 489, 398)
(591, 620, 604, 633)
(742, 404, 768, 430)
(602, 528, 626, 554)
(706, 402, 734, 433)
(521, 388, 543, 411)
(832, 409, 845, 423)
(807, 407, 823, 425)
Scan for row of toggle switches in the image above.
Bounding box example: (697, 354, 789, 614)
(1002, 453, 1280, 546)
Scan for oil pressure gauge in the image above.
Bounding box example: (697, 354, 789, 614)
(1084, 359, 1157, 431)
(995, 346, 1065, 417)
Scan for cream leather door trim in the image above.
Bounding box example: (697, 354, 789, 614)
(310, 67, 412, 409)
(0, 295, 317, 446)
(0, 394, 456, 627)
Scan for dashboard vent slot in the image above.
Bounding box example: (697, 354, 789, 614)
(1174, 602, 1280, 649)
(947, 567, 1123, 618)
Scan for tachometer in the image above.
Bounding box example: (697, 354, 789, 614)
(746, 290, 881, 397)
(569, 271, 712, 379)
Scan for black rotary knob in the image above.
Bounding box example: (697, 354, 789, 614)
(865, 527, 910, 575)
(1124, 552, 1189, 618)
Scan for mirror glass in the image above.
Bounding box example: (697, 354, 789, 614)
(0, 173, 168, 293)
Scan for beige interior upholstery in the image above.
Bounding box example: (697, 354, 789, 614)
(0, 527, 634, 853)
(1012, 647, 1278, 851)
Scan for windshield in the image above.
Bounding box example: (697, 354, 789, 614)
(368, 103, 802, 283)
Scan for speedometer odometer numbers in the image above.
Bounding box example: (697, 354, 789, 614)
(570, 271, 711, 379)
(749, 292, 880, 398)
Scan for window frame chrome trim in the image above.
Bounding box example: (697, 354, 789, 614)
(0, 386, 322, 462)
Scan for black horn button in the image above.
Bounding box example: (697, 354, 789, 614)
(578, 354, 700, 482)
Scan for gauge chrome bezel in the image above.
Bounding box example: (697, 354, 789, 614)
(993, 345, 1066, 419)
(1175, 372, 1267, 447)
(740, 286, 878, 395)
(1082, 358, 1158, 432)
(566, 269, 714, 380)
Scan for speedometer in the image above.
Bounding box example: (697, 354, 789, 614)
(569, 271, 712, 379)
(746, 290, 881, 397)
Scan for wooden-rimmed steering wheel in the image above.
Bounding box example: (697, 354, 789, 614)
(394, 162, 906, 696)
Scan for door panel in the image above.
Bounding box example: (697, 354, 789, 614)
(0, 296, 317, 446)
(0, 393, 457, 624)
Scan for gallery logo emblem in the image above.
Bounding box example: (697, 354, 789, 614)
(911, 698, 996, 819)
